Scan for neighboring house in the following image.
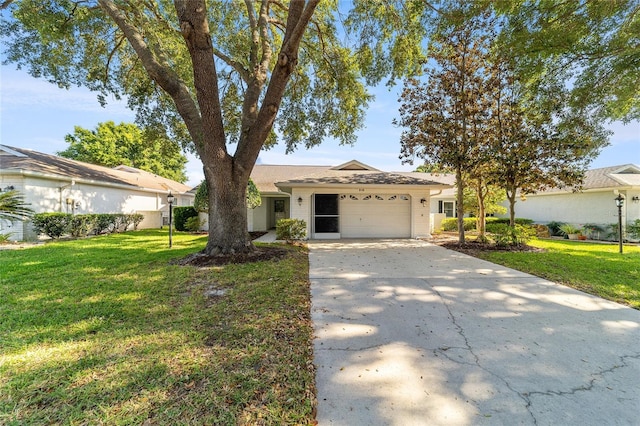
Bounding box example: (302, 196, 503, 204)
(512, 164, 640, 231)
(0, 145, 193, 241)
(241, 160, 452, 239)
(419, 164, 640, 235)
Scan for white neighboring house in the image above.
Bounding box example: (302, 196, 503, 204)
(201, 160, 450, 239)
(512, 164, 640, 232)
(0, 145, 194, 241)
(416, 164, 640, 235)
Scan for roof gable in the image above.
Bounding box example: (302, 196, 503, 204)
(330, 160, 379, 171)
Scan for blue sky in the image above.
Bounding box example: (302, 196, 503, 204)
(1, 65, 638, 187)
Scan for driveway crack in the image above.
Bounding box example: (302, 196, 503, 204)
(428, 280, 539, 424)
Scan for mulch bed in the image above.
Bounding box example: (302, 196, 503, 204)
(174, 245, 291, 267)
(436, 240, 545, 257)
(173, 231, 282, 267)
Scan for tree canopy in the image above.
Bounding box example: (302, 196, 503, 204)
(488, 0, 640, 122)
(398, 4, 610, 241)
(1, 0, 428, 254)
(58, 121, 188, 183)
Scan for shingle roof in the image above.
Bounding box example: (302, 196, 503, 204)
(274, 167, 451, 188)
(0, 145, 191, 193)
(539, 164, 640, 193)
(251, 164, 330, 192)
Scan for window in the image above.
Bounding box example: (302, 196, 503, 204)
(274, 199, 285, 213)
(439, 200, 456, 217)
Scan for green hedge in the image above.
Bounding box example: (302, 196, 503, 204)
(441, 216, 533, 231)
(31, 213, 144, 239)
(173, 206, 198, 232)
(31, 213, 72, 239)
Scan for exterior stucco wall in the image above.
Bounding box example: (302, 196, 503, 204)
(410, 192, 432, 238)
(286, 187, 434, 239)
(511, 190, 635, 226)
(0, 174, 192, 241)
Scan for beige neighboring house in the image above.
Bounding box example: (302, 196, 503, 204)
(513, 164, 640, 230)
(236, 160, 452, 239)
(0, 145, 193, 241)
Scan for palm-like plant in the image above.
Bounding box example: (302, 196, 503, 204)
(0, 190, 34, 221)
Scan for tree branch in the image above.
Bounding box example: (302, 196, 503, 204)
(98, 0, 206, 151)
(174, 0, 228, 161)
(235, 0, 320, 168)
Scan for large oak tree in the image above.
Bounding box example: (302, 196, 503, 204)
(2, 0, 430, 254)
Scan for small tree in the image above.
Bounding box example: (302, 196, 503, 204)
(397, 12, 493, 243)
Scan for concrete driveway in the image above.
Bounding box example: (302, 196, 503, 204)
(309, 239, 640, 426)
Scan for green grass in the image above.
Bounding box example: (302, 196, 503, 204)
(0, 230, 315, 425)
(474, 239, 640, 309)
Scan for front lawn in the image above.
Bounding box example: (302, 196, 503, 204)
(473, 239, 640, 309)
(0, 230, 315, 424)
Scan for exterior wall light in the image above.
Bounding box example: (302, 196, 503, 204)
(420, 198, 427, 207)
(632, 196, 640, 203)
(297, 196, 303, 206)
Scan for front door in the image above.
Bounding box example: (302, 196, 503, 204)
(313, 194, 340, 238)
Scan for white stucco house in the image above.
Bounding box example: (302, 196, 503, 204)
(242, 160, 452, 239)
(512, 164, 640, 231)
(0, 145, 193, 241)
(419, 164, 640, 235)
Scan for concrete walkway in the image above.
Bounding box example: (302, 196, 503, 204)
(309, 239, 640, 426)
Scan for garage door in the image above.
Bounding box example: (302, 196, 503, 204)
(340, 194, 411, 238)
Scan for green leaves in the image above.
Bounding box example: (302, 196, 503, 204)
(0, 190, 34, 222)
(58, 121, 188, 183)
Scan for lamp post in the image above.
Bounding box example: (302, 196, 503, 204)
(167, 191, 175, 248)
(615, 194, 624, 254)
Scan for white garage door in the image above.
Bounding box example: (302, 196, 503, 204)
(340, 194, 411, 238)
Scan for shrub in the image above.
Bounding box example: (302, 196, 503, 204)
(530, 224, 550, 238)
(184, 216, 204, 232)
(582, 223, 605, 240)
(130, 214, 144, 230)
(69, 215, 96, 237)
(0, 232, 12, 243)
(32, 213, 145, 239)
(546, 221, 566, 236)
(558, 223, 581, 236)
(627, 219, 640, 239)
(276, 219, 306, 242)
(490, 224, 536, 247)
(173, 206, 198, 231)
(489, 217, 534, 225)
(92, 214, 115, 235)
(441, 217, 476, 231)
(32, 213, 72, 239)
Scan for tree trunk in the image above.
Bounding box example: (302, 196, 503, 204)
(456, 167, 465, 243)
(476, 180, 487, 242)
(506, 189, 517, 227)
(203, 163, 252, 255)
